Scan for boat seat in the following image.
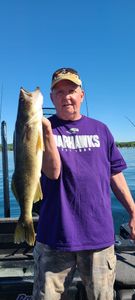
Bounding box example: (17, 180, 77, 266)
(115, 250, 135, 287)
(115, 249, 135, 300)
(116, 289, 135, 300)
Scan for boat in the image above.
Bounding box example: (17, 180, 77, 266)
(0, 217, 135, 300)
(0, 111, 135, 300)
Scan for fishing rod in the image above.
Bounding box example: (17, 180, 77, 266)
(125, 116, 135, 128)
(0, 83, 3, 124)
(85, 89, 89, 117)
(82, 83, 89, 117)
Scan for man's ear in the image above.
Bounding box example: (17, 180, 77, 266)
(81, 90, 85, 102)
(50, 92, 54, 103)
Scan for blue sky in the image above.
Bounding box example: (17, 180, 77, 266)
(0, 0, 135, 143)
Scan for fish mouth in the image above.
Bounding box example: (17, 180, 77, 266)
(20, 87, 40, 95)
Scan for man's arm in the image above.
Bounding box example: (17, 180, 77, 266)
(42, 117, 61, 179)
(111, 172, 135, 239)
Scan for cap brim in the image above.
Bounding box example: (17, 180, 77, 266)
(51, 74, 82, 89)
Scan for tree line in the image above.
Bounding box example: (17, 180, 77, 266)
(116, 141, 135, 148)
(0, 142, 135, 151)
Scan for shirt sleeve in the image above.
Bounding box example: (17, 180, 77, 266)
(106, 126, 127, 175)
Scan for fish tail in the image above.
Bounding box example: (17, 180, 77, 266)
(14, 219, 35, 246)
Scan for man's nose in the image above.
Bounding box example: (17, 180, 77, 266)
(64, 92, 71, 99)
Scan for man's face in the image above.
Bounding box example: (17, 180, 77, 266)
(50, 80, 84, 120)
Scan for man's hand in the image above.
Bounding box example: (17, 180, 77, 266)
(129, 214, 135, 239)
(42, 116, 52, 134)
(41, 116, 61, 179)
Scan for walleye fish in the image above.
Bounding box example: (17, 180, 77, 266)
(11, 87, 43, 246)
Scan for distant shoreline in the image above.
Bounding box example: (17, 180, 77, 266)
(116, 141, 135, 148)
(0, 142, 135, 151)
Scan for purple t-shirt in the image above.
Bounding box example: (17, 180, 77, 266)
(36, 115, 127, 251)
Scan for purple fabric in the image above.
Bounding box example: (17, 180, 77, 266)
(36, 115, 127, 251)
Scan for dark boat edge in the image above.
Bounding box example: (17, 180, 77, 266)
(0, 219, 135, 300)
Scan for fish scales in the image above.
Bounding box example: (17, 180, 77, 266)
(11, 87, 43, 246)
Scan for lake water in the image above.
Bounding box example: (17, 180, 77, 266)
(0, 148, 135, 234)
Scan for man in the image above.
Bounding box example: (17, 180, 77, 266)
(32, 68, 135, 300)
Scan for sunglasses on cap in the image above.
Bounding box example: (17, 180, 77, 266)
(52, 68, 79, 80)
(51, 67, 82, 89)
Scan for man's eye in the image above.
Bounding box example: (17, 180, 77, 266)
(69, 90, 75, 94)
(56, 91, 63, 96)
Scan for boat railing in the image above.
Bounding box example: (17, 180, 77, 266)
(1, 121, 10, 217)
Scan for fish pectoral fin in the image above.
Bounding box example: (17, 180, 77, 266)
(36, 131, 44, 152)
(11, 177, 19, 201)
(33, 182, 43, 203)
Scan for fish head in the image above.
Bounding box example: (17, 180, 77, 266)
(18, 87, 43, 119)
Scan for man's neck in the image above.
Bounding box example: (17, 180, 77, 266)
(56, 113, 82, 122)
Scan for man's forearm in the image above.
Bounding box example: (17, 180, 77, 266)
(42, 118, 61, 179)
(111, 172, 135, 217)
(111, 172, 135, 239)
